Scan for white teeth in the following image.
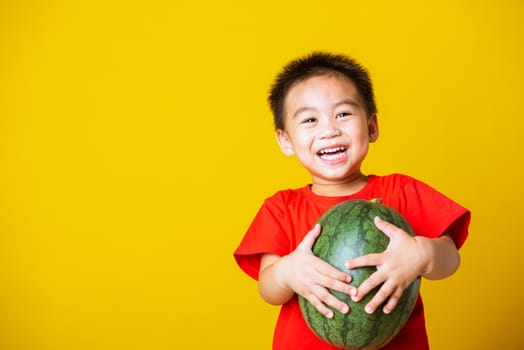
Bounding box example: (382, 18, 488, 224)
(318, 147, 345, 155)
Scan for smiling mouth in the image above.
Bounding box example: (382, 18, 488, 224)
(317, 147, 348, 161)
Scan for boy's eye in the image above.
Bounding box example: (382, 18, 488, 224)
(302, 117, 317, 124)
(336, 112, 352, 119)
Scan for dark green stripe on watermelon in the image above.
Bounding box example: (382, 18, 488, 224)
(298, 199, 421, 350)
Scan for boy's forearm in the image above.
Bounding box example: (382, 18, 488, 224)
(417, 234, 461, 280)
(258, 254, 295, 305)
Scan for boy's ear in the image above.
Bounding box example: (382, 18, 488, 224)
(368, 114, 379, 143)
(276, 129, 295, 156)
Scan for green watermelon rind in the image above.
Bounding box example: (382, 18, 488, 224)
(298, 199, 421, 350)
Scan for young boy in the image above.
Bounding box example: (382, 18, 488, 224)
(234, 52, 470, 349)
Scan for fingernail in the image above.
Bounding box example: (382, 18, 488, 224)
(341, 304, 349, 314)
(365, 305, 374, 314)
(326, 310, 334, 318)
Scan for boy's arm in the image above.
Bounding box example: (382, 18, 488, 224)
(346, 216, 461, 314)
(416, 233, 460, 280)
(258, 224, 355, 318)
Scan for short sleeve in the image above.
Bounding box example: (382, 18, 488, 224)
(233, 193, 293, 281)
(397, 177, 470, 249)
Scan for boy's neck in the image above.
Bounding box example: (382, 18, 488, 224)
(311, 173, 368, 197)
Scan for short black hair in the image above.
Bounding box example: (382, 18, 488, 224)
(268, 51, 377, 130)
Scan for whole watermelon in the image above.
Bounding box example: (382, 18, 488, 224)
(298, 199, 421, 350)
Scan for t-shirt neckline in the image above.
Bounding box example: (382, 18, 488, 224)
(304, 174, 378, 206)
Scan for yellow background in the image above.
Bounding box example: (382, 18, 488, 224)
(1, 0, 522, 349)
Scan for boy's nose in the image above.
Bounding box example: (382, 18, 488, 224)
(319, 121, 341, 139)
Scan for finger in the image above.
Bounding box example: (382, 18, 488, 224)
(316, 259, 352, 284)
(315, 286, 350, 315)
(351, 270, 386, 302)
(298, 224, 321, 251)
(324, 294, 350, 315)
(316, 271, 354, 295)
(307, 293, 335, 318)
(363, 281, 396, 314)
(382, 288, 403, 314)
(345, 253, 382, 270)
(374, 216, 403, 239)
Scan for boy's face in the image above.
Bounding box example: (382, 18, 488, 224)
(276, 73, 378, 188)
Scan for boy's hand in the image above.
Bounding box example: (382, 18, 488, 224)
(281, 224, 355, 318)
(345, 216, 426, 314)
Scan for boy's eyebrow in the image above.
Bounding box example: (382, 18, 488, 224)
(292, 106, 316, 118)
(292, 99, 360, 118)
(335, 99, 359, 108)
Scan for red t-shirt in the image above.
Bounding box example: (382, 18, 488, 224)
(234, 174, 470, 350)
